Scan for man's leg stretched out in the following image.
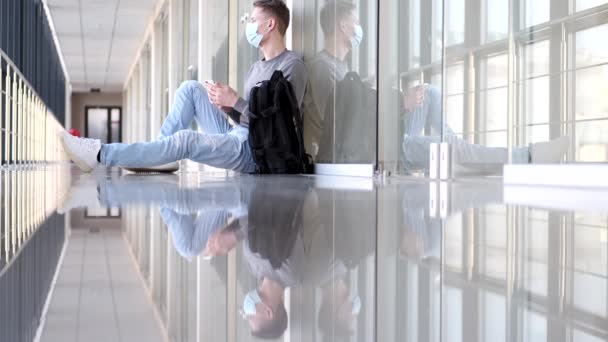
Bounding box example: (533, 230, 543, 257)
(60, 81, 257, 173)
(402, 85, 569, 174)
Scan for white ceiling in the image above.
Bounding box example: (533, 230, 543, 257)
(47, 0, 159, 93)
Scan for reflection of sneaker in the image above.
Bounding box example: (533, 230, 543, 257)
(58, 174, 101, 214)
(530, 136, 570, 163)
(60, 131, 101, 173)
(122, 162, 180, 174)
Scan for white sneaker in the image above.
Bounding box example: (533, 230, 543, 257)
(60, 131, 101, 172)
(530, 136, 570, 164)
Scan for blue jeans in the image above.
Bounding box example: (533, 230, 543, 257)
(100, 81, 257, 173)
(402, 85, 530, 174)
(161, 207, 231, 259)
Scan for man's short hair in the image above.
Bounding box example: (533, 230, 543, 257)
(320, 1, 356, 37)
(251, 304, 288, 340)
(253, 0, 291, 35)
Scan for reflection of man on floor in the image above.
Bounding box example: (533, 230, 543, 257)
(240, 179, 314, 340)
(302, 189, 371, 338)
(96, 175, 251, 260)
(398, 182, 505, 260)
(241, 185, 368, 339)
(305, 1, 569, 174)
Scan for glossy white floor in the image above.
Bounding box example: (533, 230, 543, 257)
(4, 166, 607, 342)
(40, 228, 165, 342)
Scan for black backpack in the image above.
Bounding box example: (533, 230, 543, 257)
(317, 72, 377, 163)
(248, 70, 313, 174)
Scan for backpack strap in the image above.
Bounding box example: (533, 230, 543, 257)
(344, 71, 361, 83)
(270, 70, 285, 84)
(248, 86, 259, 117)
(275, 76, 314, 173)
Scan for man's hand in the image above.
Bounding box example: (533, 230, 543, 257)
(403, 85, 425, 112)
(208, 82, 239, 109)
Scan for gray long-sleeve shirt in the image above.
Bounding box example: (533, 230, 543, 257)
(233, 49, 309, 128)
(302, 50, 350, 158)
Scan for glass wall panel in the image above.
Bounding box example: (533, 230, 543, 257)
(572, 213, 608, 317)
(577, 0, 608, 12)
(523, 0, 550, 28)
(378, 0, 444, 176)
(521, 309, 547, 342)
(482, 0, 508, 42)
(291, 0, 379, 165)
(86, 108, 109, 143)
(446, 0, 465, 46)
(443, 287, 462, 342)
(116, 0, 608, 179)
(236, 0, 260, 97)
(186, 0, 199, 81)
(445, 63, 465, 138)
(419, 0, 608, 178)
(521, 40, 551, 145)
(574, 23, 608, 162)
(201, 1, 229, 85)
(478, 206, 508, 280)
(161, 16, 170, 122)
(480, 291, 506, 342)
(143, 44, 152, 141)
(444, 213, 463, 270)
(110, 108, 121, 143)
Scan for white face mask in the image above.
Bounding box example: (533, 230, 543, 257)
(351, 24, 364, 48)
(245, 19, 269, 48)
(340, 294, 362, 315)
(243, 289, 262, 316)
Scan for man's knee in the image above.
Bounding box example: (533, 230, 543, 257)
(425, 84, 441, 102)
(170, 130, 199, 157)
(402, 139, 431, 170)
(178, 80, 205, 95)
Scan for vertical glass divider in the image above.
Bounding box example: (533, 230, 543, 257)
(507, 0, 516, 165)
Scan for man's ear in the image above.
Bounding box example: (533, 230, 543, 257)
(259, 301, 274, 320)
(267, 17, 276, 33)
(339, 20, 348, 35)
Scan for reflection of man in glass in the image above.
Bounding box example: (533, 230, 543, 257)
(303, 1, 419, 163)
(305, 1, 569, 174)
(303, 1, 359, 160)
(402, 85, 570, 174)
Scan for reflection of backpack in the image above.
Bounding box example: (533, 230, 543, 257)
(247, 179, 311, 269)
(249, 70, 313, 174)
(317, 72, 377, 163)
